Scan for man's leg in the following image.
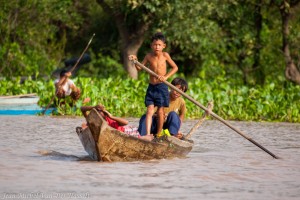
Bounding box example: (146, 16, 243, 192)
(138, 114, 147, 136)
(145, 105, 155, 135)
(156, 107, 165, 135)
(164, 111, 181, 136)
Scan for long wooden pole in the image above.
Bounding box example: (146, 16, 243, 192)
(42, 34, 95, 115)
(130, 59, 279, 159)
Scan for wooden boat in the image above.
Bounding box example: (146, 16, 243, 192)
(76, 109, 194, 162)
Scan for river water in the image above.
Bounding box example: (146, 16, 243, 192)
(0, 115, 299, 200)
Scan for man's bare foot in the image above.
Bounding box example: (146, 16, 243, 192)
(175, 132, 183, 139)
(140, 134, 154, 141)
(82, 123, 88, 129)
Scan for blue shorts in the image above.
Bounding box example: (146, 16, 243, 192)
(145, 83, 169, 107)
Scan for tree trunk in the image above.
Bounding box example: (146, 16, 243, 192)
(279, 0, 300, 84)
(253, 0, 265, 85)
(121, 33, 148, 79)
(96, 0, 151, 79)
(122, 42, 143, 79)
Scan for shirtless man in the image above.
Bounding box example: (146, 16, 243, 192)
(129, 32, 178, 136)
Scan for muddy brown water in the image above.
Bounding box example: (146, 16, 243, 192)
(0, 115, 299, 200)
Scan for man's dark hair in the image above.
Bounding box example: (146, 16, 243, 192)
(171, 78, 188, 92)
(151, 32, 166, 43)
(60, 69, 68, 77)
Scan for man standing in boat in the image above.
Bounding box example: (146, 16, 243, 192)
(129, 32, 178, 137)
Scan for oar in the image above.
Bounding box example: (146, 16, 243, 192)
(42, 33, 95, 115)
(129, 58, 279, 159)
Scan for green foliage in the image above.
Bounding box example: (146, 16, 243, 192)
(1, 0, 299, 85)
(77, 52, 126, 78)
(0, 0, 82, 77)
(1, 76, 299, 122)
(186, 78, 300, 122)
(0, 0, 300, 122)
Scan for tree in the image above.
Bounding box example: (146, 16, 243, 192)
(0, 0, 82, 77)
(275, 0, 300, 84)
(164, 0, 300, 85)
(95, 0, 223, 79)
(96, 0, 160, 79)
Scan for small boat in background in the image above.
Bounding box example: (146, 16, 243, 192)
(0, 93, 39, 104)
(76, 109, 194, 162)
(0, 93, 51, 115)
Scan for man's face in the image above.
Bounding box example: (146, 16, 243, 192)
(170, 85, 184, 99)
(151, 39, 166, 54)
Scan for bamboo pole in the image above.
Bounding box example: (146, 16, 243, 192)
(129, 59, 279, 159)
(42, 34, 95, 115)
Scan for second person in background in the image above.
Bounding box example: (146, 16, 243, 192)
(55, 70, 81, 100)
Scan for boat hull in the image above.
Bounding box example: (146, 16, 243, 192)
(76, 109, 193, 162)
(0, 96, 39, 105)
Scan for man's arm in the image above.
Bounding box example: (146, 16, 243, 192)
(102, 110, 129, 126)
(70, 83, 79, 92)
(157, 52, 178, 82)
(55, 77, 66, 89)
(56, 72, 72, 88)
(128, 55, 148, 71)
(164, 52, 178, 80)
(80, 106, 94, 118)
(178, 101, 186, 122)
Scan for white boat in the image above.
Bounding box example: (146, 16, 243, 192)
(0, 94, 39, 105)
(0, 93, 49, 115)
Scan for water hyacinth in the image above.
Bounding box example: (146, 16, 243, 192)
(0, 76, 299, 122)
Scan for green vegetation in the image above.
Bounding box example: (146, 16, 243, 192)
(1, 75, 299, 122)
(0, 0, 299, 122)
